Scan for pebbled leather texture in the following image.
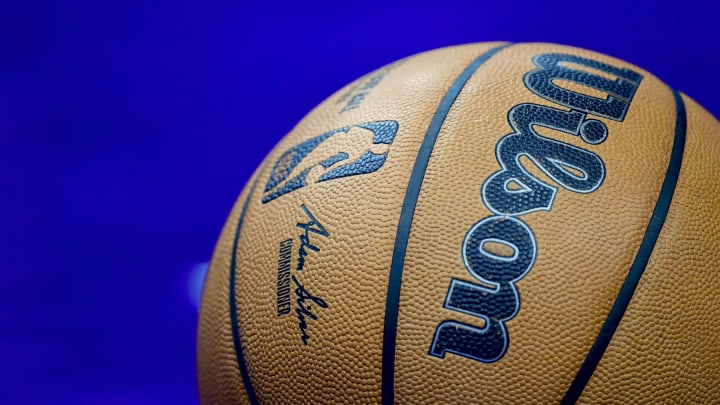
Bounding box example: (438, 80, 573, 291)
(197, 42, 720, 404)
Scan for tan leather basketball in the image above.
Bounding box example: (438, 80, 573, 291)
(197, 42, 720, 404)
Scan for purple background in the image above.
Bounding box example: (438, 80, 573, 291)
(2, 0, 718, 403)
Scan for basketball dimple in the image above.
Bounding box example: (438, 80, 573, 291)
(197, 42, 720, 405)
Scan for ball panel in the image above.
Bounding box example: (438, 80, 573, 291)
(197, 170, 264, 405)
(393, 42, 678, 403)
(200, 42, 507, 404)
(580, 96, 720, 403)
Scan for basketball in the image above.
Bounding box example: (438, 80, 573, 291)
(197, 42, 720, 403)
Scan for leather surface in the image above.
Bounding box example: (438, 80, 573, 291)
(197, 42, 720, 404)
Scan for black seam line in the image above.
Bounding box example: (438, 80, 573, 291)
(380, 42, 513, 405)
(229, 180, 260, 405)
(561, 89, 687, 404)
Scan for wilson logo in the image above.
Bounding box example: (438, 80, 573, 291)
(429, 53, 644, 363)
(262, 121, 399, 203)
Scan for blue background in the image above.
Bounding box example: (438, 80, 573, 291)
(2, 0, 718, 403)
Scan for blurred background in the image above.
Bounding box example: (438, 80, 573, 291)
(1, 0, 718, 403)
